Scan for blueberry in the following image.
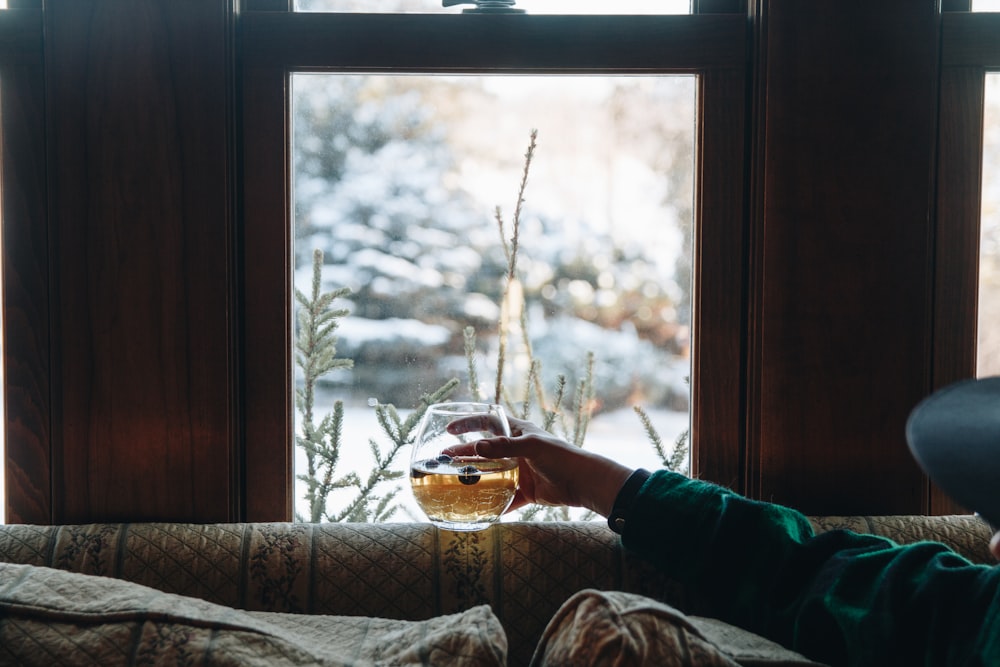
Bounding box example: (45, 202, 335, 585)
(458, 465, 480, 485)
(436, 454, 453, 463)
(423, 458, 440, 469)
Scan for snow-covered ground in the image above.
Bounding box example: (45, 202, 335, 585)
(293, 403, 689, 523)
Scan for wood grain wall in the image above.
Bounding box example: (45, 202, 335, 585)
(1, 6, 49, 524)
(750, 0, 940, 514)
(17, 0, 237, 523)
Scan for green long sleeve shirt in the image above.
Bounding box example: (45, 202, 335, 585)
(620, 470, 1000, 667)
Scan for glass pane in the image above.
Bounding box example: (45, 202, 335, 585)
(0, 81, 4, 524)
(294, 0, 690, 14)
(980, 73, 1000, 377)
(972, 0, 1000, 11)
(291, 73, 695, 523)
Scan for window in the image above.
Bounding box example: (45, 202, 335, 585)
(0, 79, 4, 525)
(294, 0, 690, 14)
(242, 6, 748, 521)
(933, 4, 1000, 512)
(291, 73, 696, 521)
(980, 73, 1000, 376)
(0, 0, 8, 529)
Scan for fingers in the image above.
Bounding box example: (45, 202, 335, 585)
(473, 436, 540, 459)
(440, 443, 478, 458)
(440, 437, 525, 459)
(446, 414, 507, 436)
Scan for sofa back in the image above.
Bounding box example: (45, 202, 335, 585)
(0, 516, 992, 666)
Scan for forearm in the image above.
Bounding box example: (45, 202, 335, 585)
(619, 471, 1000, 667)
(571, 451, 634, 517)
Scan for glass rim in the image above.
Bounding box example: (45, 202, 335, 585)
(426, 401, 505, 414)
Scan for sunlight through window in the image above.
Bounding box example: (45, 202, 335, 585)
(0, 77, 5, 524)
(980, 73, 1000, 377)
(291, 74, 695, 523)
(294, 0, 690, 14)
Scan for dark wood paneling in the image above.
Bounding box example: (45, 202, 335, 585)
(941, 0, 971, 12)
(46, 0, 235, 523)
(754, 0, 939, 515)
(1, 9, 50, 524)
(942, 13, 1000, 67)
(11, 0, 981, 523)
(244, 0, 291, 9)
(243, 13, 747, 71)
(695, 0, 747, 14)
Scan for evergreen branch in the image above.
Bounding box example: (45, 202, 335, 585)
(633, 405, 670, 465)
(464, 326, 482, 403)
(374, 403, 401, 443)
(495, 206, 509, 266)
(545, 374, 568, 435)
(521, 357, 545, 420)
(494, 310, 508, 407)
(519, 302, 535, 371)
(295, 248, 357, 523)
(571, 378, 587, 447)
(669, 429, 690, 474)
(317, 401, 346, 501)
(330, 437, 404, 523)
(373, 492, 400, 523)
(395, 379, 459, 442)
(518, 505, 543, 521)
(494, 131, 537, 406)
(509, 128, 536, 276)
(579, 352, 596, 440)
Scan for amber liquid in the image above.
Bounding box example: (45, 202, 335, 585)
(410, 456, 518, 528)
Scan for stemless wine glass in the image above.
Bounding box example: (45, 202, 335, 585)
(409, 402, 519, 532)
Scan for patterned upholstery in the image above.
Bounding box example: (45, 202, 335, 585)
(0, 515, 992, 666)
(808, 514, 995, 564)
(0, 562, 507, 667)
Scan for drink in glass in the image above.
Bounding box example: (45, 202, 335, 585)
(409, 402, 518, 531)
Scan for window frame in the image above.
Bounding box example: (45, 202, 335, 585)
(0, 4, 48, 524)
(932, 8, 1000, 513)
(241, 8, 750, 521)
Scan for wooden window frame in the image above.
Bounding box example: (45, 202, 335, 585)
(932, 9, 1000, 513)
(240, 8, 751, 520)
(1, 4, 48, 524)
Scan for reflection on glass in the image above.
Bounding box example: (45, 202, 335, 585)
(972, 0, 1000, 11)
(294, 0, 690, 14)
(980, 74, 1000, 377)
(291, 73, 695, 522)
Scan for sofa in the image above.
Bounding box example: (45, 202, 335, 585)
(0, 515, 993, 666)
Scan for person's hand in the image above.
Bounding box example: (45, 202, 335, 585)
(443, 415, 634, 517)
(991, 531, 1000, 561)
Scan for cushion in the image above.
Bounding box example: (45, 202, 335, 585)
(530, 589, 826, 667)
(687, 616, 827, 667)
(0, 562, 507, 666)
